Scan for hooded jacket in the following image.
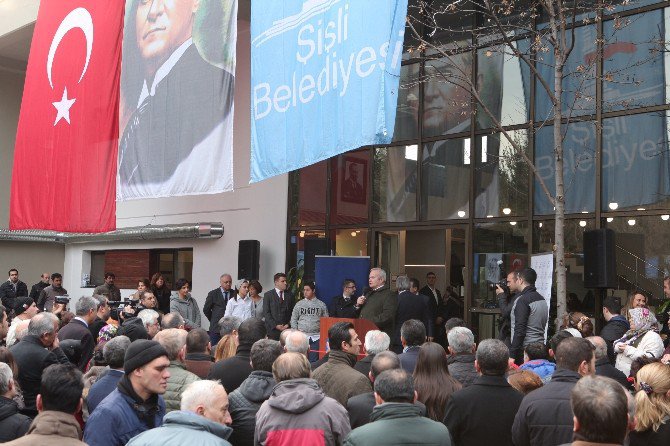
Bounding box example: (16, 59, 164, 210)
(312, 350, 372, 406)
(164, 361, 200, 412)
(3, 411, 86, 446)
(519, 359, 556, 383)
(170, 294, 202, 329)
(255, 378, 351, 446)
(228, 370, 276, 446)
(126, 410, 232, 446)
(0, 395, 31, 442)
(344, 403, 451, 446)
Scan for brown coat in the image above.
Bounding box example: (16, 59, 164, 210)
(184, 353, 213, 379)
(3, 411, 87, 446)
(312, 350, 372, 406)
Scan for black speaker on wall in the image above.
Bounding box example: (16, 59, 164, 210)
(238, 240, 260, 280)
(583, 229, 617, 288)
(304, 238, 330, 282)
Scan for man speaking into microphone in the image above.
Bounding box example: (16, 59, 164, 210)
(355, 268, 397, 339)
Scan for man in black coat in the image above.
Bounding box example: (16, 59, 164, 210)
(330, 279, 359, 319)
(209, 318, 266, 393)
(599, 296, 630, 364)
(9, 312, 70, 417)
(397, 319, 426, 374)
(420, 272, 445, 344)
(444, 339, 523, 446)
(392, 276, 432, 353)
(0, 362, 31, 442)
(0, 269, 28, 312)
(354, 330, 391, 376)
(262, 273, 294, 341)
(58, 296, 97, 371)
(203, 274, 234, 346)
(28, 273, 50, 302)
(587, 336, 632, 390)
(512, 337, 596, 446)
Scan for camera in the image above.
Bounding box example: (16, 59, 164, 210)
(108, 298, 137, 320)
(55, 295, 70, 305)
(488, 278, 510, 296)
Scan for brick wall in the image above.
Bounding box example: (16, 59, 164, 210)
(104, 250, 150, 289)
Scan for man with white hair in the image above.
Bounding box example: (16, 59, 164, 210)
(137, 309, 161, 339)
(357, 268, 397, 339)
(153, 328, 200, 412)
(127, 380, 233, 445)
(446, 326, 478, 387)
(284, 329, 310, 356)
(354, 330, 390, 375)
(0, 362, 31, 441)
(58, 296, 98, 370)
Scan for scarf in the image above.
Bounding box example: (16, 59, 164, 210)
(117, 375, 160, 428)
(614, 307, 658, 347)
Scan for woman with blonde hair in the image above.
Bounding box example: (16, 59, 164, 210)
(214, 316, 241, 362)
(614, 307, 664, 377)
(629, 362, 670, 445)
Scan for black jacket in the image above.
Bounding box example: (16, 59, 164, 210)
(262, 289, 294, 340)
(393, 291, 433, 350)
(9, 334, 70, 416)
(89, 317, 107, 342)
(447, 354, 478, 388)
(510, 286, 549, 364)
(354, 353, 374, 376)
(29, 281, 49, 302)
(595, 357, 632, 390)
(444, 375, 523, 446)
(421, 285, 447, 344)
(228, 370, 276, 446)
(0, 280, 28, 310)
(512, 368, 582, 446)
(0, 396, 31, 442)
(398, 345, 421, 374)
(208, 343, 253, 393)
(151, 285, 172, 315)
(58, 318, 94, 371)
(330, 295, 358, 319)
(347, 392, 427, 429)
(629, 421, 670, 446)
(600, 316, 630, 364)
(203, 287, 234, 333)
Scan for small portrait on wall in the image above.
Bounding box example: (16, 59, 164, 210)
(341, 157, 367, 204)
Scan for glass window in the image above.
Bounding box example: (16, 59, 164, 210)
(394, 64, 420, 142)
(473, 221, 529, 305)
(475, 130, 529, 218)
(602, 112, 670, 212)
(424, 0, 473, 53)
(423, 52, 473, 137)
(403, 0, 423, 60)
(477, 41, 531, 129)
(287, 230, 328, 282)
(535, 25, 597, 121)
(533, 219, 595, 313)
(330, 151, 369, 225)
(611, 0, 665, 14)
(372, 146, 417, 222)
(335, 229, 369, 256)
(289, 161, 328, 228)
(421, 138, 470, 220)
(534, 121, 596, 215)
(604, 215, 670, 302)
(603, 10, 666, 112)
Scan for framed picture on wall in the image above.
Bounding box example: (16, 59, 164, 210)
(341, 156, 367, 204)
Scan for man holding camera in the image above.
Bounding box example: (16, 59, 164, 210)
(507, 268, 548, 366)
(37, 273, 67, 313)
(495, 272, 517, 347)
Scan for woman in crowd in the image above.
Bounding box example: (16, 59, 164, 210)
(0, 347, 24, 410)
(560, 312, 594, 338)
(624, 290, 648, 318)
(507, 369, 543, 395)
(413, 342, 462, 421)
(150, 272, 172, 314)
(614, 307, 664, 376)
(214, 316, 242, 362)
(628, 362, 670, 445)
(248, 280, 264, 320)
(169, 278, 201, 330)
(130, 278, 149, 302)
(224, 279, 252, 321)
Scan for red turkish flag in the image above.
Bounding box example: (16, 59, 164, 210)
(10, 1, 124, 232)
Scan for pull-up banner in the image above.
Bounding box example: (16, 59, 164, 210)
(250, 0, 408, 183)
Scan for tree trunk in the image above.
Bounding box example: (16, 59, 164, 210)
(554, 54, 567, 329)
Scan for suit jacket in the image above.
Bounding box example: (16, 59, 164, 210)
(330, 295, 359, 319)
(203, 287, 235, 333)
(262, 289, 294, 340)
(0, 280, 28, 310)
(393, 291, 433, 350)
(208, 344, 253, 394)
(359, 286, 397, 339)
(58, 318, 94, 371)
(398, 345, 421, 374)
(354, 353, 374, 376)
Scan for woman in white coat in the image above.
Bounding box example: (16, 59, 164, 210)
(614, 307, 664, 377)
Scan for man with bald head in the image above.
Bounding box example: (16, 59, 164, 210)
(204, 274, 234, 346)
(587, 336, 630, 389)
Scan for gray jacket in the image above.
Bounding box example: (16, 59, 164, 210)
(510, 286, 548, 364)
(290, 297, 328, 336)
(127, 411, 232, 446)
(170, 294, 202, 329)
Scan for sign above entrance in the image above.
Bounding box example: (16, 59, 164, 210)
(250, 0, 409, 183)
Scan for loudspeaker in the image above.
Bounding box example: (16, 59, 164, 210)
(238, 240, 260, 280)
(583, 229, 617, 288)
(304, 238, 330, 282)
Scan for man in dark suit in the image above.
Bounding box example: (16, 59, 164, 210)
(347, 351, 400, 429)
(58, 296, 97, 371)
(263, 273, 294, 341)
(203, 274, 234, 346)
(420, 272, 446, 346)
(587, 336, 632, 390)
(330, 279, 359, 319)
(354, 330, 391, 375)
(444, 339, 524, 446)
(397, 319, 426, 374)
(0, 269, 28, 312)
(392, 276, 433, 353)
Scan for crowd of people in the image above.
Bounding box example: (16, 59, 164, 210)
(0, 266, 669, 445)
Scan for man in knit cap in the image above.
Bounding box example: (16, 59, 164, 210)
(84, 339, 170, 446)
(290, 281, 328, 362)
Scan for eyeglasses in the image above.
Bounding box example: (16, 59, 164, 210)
(345, 285, 356, 289)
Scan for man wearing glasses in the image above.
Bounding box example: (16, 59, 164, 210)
(330, 279, 359, 319)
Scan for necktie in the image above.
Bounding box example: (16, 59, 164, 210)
(224, 291, 229, 301)
(279, 291, 284, 301)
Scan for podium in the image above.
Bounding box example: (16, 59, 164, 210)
(318, 317, 379, 360)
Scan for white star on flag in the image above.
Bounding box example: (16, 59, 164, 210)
(52, 87, 76, 125)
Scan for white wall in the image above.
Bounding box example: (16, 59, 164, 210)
(64, 21, 288, 313)
(0, 69, 24, 228)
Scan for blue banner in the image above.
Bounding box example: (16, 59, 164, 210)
(250, 0, 408, 183)
(315, 255, 370, 311)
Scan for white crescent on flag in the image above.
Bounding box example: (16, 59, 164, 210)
(46, 7, 94, 90)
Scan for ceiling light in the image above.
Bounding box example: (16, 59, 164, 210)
(606, 217, 614, 223)
(510, 221, 517, 226)
(627, 219, 636, 226)
(457, 210, 466, 218)
(502, 208, 511, 215)
(662, 215, 669, 221)
(579, 220, 587, 227)
(608, 202, 618, 210)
